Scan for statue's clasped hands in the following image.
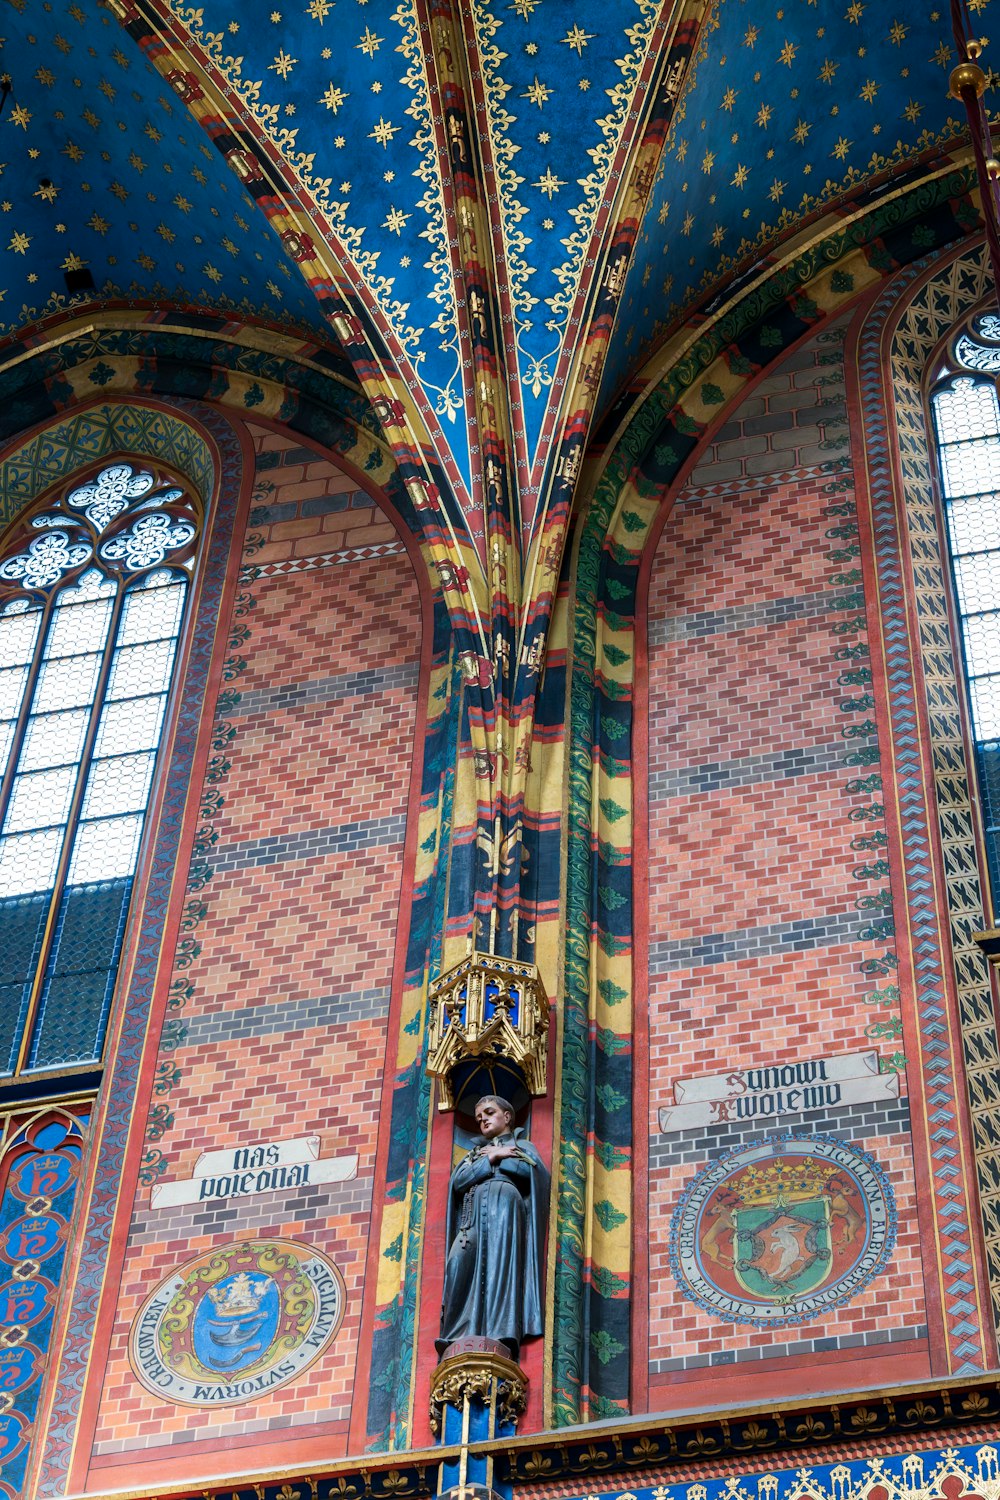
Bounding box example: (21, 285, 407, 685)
(484, 1142, 522, 1165)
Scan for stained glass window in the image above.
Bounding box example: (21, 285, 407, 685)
(931, 351, 1000, 904)
(0, 463, 198, 1084)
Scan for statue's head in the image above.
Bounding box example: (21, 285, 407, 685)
(474, 1095, 514, 1138)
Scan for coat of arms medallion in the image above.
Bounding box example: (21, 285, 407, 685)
(669, 1134, 896, 1328)
(129, 1238, 345, 1404)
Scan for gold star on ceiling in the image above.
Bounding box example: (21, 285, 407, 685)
(534, 166, 566, 199)
(357, 27, 383, 57)
(269, 49, 297, 80)
(522, 77, 551, 108)
(320, 83, 348, 112)
(369, 117, 400, 148)
(561, 25, 594, 56)
(382, 206, 409, 234)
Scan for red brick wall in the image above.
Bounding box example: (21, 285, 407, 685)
(641, 321, 927, 1407)
(86, 424, 425, 1480)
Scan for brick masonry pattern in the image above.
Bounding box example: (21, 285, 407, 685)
(643, 321, 924, 1396)
(87, 424, 423, 1470)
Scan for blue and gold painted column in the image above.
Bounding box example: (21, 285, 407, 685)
(430, 1336, 526, 1500)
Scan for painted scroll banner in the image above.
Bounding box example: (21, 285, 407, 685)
(658, 1050, 899, 1133)
(150, 1135, 358, 1209)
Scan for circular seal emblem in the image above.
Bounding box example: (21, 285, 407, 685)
(669, 1134, 896, 1328)
(129, 1239, 345, 1405)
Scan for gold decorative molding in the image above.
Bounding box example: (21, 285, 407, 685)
(429, 1342, 527, 1436)
(426, 951, 547, 1112)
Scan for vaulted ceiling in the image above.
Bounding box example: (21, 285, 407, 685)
(0, 0, 979, 501)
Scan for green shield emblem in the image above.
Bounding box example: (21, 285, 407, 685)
(733, 1198, 833, 1301)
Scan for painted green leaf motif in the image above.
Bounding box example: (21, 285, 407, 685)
(605, 577, 630, 601)
(420, 831, 437, 852)
(700, 382, 725, 404)
(591, 1329, 627, 1364)
(598, 885, 627, 910)
(601, 718, 628, 740)
(609, 542, 636, 567)
(603, 643, 631, 667)
(596, 1082, 628, 1112)
(759, 325, 783, 347)
(596, 1027, 629, 1057)
(653, 442, 677, 466)
(599, 797, 627, 823)
(621, 510, 646, 533)
(597, 843, 628, 869)
(588, 1393, 629, 1418)
(598, 929, 630, 956)
(590, 1263, 628, 1297)
(597, 977, 628, 1006)
(594, 1199, 628, 1232)
(594, 1138, 629, 1169)
(403, 1011, 421, 1035)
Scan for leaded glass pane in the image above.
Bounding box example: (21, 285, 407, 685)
(117, 578, 185, 645)
(45, 596, 115, 658)
(935, 377, 1000, 446)
(106, 638, 179, 702)
(939, 437, 1000, 497)
(66, 814, 144, 884)
(30, 652, 106, 716)
(0, 667, 29, 721)
(0, 828, 62, 897)
(961, 613, 1000, 680)
(4, 766, 77, 833)
(18, 709, 90, 773)
(79, 752, 156, 820)
(0, 605, 42, 664)
(953, 553, 1000, 615)
(92, 694, 167, 758)
(943, 492, 1000, 554)
(27, 877, 133, 1071)
(969, 678, 1000, 743)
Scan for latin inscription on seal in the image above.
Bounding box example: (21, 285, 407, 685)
(129, 1239, 345, 1405)
(669, 1134, 896, 1328)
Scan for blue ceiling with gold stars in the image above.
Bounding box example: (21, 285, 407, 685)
(0, 0, 329, 344)
(0, 0, 986, 488)
(162, 0, 671, 484)
(600, 0, 970, 409)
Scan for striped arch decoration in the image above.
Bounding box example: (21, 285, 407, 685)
(554, 167, 986, 1424)
(849, 241, 1000, 1362)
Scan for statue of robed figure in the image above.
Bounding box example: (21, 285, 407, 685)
(437, 1095, 550, 1361)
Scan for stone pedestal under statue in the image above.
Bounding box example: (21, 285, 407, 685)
(431, 1337, 526, 1500)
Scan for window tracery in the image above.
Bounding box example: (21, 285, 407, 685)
(930, 320, 1000, 906)
(0, 462, 198, 1086)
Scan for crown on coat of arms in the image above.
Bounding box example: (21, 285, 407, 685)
(727, 1156, 839, 1206)
(206, 1273, 269, 1318)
